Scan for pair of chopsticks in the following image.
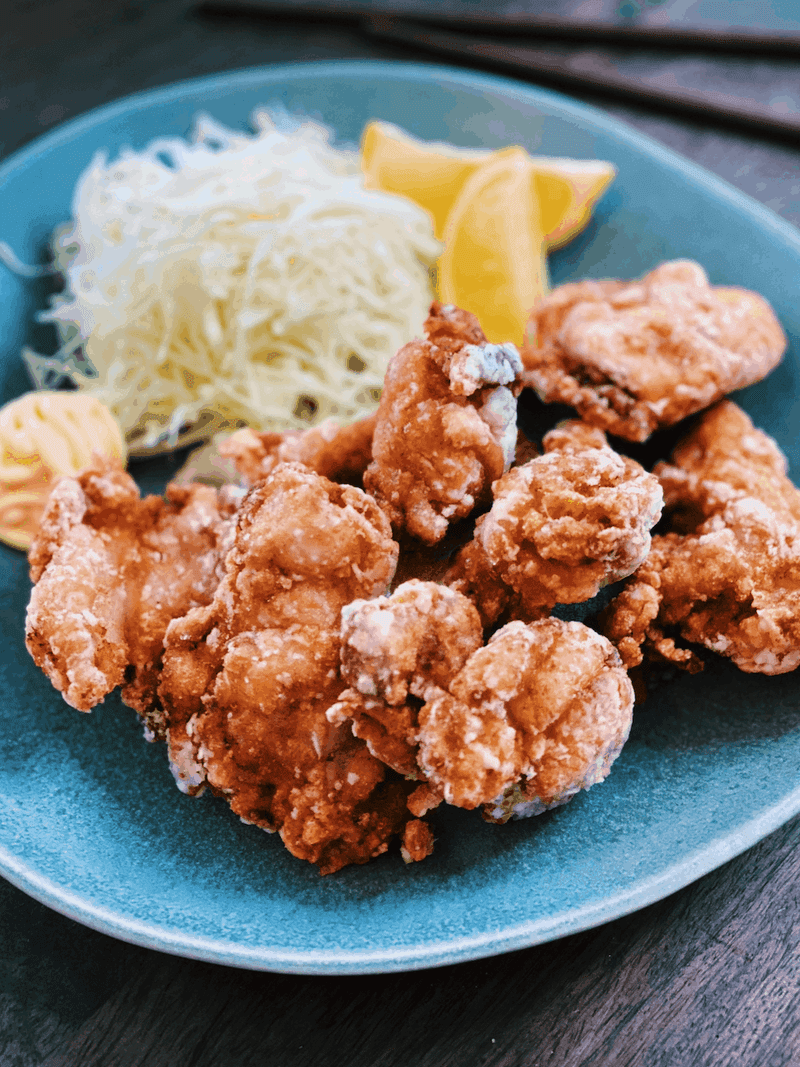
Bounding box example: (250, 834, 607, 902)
(196, 1, 800, 141)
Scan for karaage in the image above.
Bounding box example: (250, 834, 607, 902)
(445, 419, 663, 626)
(329, 580, 484, 782)
(219, 412, 377, 486)
(522, 260, 786, 441)
(364, 301, 523, 543)
(602, 400, 800, 675)
(425, 619, 633, 821)
(331, 585, 633, 820)
(26, 458, 237, 731)
(158, 463, 432, 873)
(27, 272, 793, 875)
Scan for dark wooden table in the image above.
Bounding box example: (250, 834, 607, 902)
(2, 3, 800, 1064)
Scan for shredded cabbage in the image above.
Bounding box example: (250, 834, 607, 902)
(25, 110, 440, 453)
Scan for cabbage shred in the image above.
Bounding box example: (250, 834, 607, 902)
(26, 111, 440, 452)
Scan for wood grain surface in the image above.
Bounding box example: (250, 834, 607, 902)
(2, 3, 800, 1065)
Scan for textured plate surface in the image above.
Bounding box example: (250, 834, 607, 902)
(1, 61, 799, 975)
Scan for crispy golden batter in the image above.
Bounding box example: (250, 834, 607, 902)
(602, 400, 800, 675)
(363, 302, 523, 544)
(158, 463, 427, 874)
(329, 580, 484, 781)
(339, 579, 484, 705)
(445, 420, 663, 626)
(218, 412, 377, 486)
(424, 619, 633, 821)
(522, 260, 786, 442)
(331, 590, 633, 820)
(25, 459, 236, 725)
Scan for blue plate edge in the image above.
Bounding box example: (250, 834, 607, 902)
(3, 779, 798, 975)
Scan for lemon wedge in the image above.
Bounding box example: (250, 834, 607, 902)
(531, 157, 617, 250)
(360, 120, 616, 249)
(361, 120, 488, 240)
(439, 148, 548, 346)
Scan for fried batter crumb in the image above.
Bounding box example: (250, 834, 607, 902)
(401, 819, 435, 863)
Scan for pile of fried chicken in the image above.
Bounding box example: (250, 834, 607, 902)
(25, 260, 793, 874)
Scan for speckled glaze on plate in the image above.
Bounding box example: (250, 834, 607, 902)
(1, 61, 799, 975)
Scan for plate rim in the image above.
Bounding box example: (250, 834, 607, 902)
(2, 784, 799, 974)
(2, 58, 800, 975)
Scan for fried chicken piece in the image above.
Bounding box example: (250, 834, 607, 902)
(339, 579, 484, 705)
(363, 302, 523, 544)
(175, 623, 413, 873)
(329, 580, 484, 781)
(445, 420, 663, 626)
(218, 412, 377, 486)
(522, 260, 786, 442)
(426, 619, 633, 821)
(601, 400, 800, 675)
(159, 463, 426, 874)
(332, 598, 633, 820)
(25, 458, 236, 727)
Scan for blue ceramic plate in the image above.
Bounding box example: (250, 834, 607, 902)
(1, 61, 799, 975)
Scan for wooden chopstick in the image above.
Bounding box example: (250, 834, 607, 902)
(196, 1, 800, 54)
(364, 18, 800, 142)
